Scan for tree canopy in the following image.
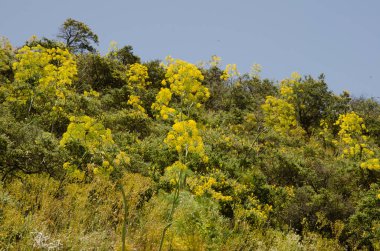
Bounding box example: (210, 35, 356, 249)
(57, 18, 99, 53)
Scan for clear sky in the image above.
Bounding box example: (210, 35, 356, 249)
(1, 0, 379, 97)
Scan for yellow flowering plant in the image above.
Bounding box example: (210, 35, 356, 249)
(334, 112, 380, 170)
(154, 58, 210, 249)
(5, 45, 77, 117)
(262, 95, 303, 138)
(220, 63, 239, 81)
(152, 57, 210, 120)
(60, 115, 130, 177)
(126, 63, 150, 115)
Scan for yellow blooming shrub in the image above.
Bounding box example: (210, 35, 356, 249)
(152, 58, 210, 184)
(152, 58, 211, 242)
(60, 115, 114, 152)
(83, 89, 100, 98)
(334, 112, 370, 158)
(6, 45, 77, 114)
(193, 176, 232, 202)
(60, 116, 129, 176)
(189, 169, 272, 225)
(334, 112, 380, 170)
(360, 158, 380, 170)
(234, 197, 273, 226)
(262, 96, 302, 137)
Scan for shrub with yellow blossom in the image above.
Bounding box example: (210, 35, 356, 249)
(4, 44, 77, 116)
(189, 169, 272, 226)
(60, 115, 130, 177)
(261, 95, 302, 137)
(334, 111, 380, 170)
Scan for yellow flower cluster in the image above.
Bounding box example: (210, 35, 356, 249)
(60, 115, 114, 154)
(152, 58, 210, 120)
(360, 158, 380, 170)
(278, 72, 301, 101)
(190, 169, 272, 224)
(125, 63, 150, 115)
(63, 162, 85, 180)
(261, 96, 298, 136)
(60, 116, 131, 176)
(334, 112, 380, 169)
(166, 160, 188, 173)
(334, 112, 370, 159)
(17, 46, 74, 85)
(249, 63, 262, 79)
(164, 120, 208, 162)
(127, 94, 146, 113)
(153, 58, 210, 190)
(209, 55, 221, 68)
(114, 151, 131, 167)
(91, 150, 131, 176)
(6, 45, 77, 113)
(13, 45, 77, 88)
(319, 119, 333, 142)
(92, 160, 114, 175)
(126, 63, 150, 90)
(151, 88, 175, 120)
(163, 58, 209, 105)
(194, 176, 232, 202)
(83, 89, 100, 97)
(234, 197, 272, 224)
(335, 112, 366, 138)
(220, 63, 239, 80)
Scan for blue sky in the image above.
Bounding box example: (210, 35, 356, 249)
(1, 0, 379, 97)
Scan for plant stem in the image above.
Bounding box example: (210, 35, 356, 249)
(118, 184, 128, 251)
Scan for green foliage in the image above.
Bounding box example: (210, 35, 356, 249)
(1, 30, 379, 250)
(107, 43, 141, 65)
(75, 53, 126, 92)
(57, 18, 99, 53)
(0, 37, 14, 84)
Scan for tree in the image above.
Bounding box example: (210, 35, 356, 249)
(0, 37, 14, 84)
(108, 44, 140, 65)
(279, 73, 334, 134)
(57, 18, 99, 53)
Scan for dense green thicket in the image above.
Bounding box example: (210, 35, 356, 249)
(0, 19, 379, 250)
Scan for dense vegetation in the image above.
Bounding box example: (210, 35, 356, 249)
(0, 19, 379, 250)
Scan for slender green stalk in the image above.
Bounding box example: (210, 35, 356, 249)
(158, 170, 182, 251)
(118, 184, 128, 251)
